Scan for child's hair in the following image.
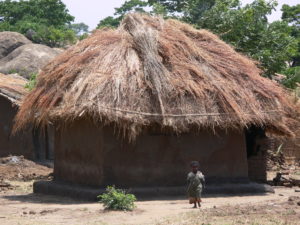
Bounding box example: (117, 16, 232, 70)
(190, 161, 199, 167)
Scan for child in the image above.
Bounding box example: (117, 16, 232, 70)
(187, 161, 205, 208)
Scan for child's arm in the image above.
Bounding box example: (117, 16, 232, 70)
(201, 173, 205, 189)
(187, 173, 192, 184)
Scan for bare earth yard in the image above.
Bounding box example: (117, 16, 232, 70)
(0, 156, 300, 225)
(0, 184, 300, 225)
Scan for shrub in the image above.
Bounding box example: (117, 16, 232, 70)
(25, 72, 37, 91)
(98, 186, 136, 211)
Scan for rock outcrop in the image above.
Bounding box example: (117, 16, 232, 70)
(0, 32, 63, 78)
(0, 44, 61, 78)
(0, 32, 31, 58)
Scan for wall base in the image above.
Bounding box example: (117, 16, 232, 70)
(33, 180, 274, 201)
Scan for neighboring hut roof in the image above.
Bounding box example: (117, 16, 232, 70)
(14, 14, 298, 139)
(0, 73, 28, 105)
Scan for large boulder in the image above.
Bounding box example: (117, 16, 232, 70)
(0, 32, 31, 58)
(0, 43, 62, 78)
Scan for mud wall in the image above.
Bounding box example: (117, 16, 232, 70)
(0, 96, 34, 158)
(54, 119, 249, 187)
(248, 154, 267, 182)
(269, 132, 300, 163)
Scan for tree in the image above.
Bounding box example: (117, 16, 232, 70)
(280, 4, 300, 88)
(281, 67, 300, 89)
(97, 0, 217, 28)
(282, 4, 300, 67)
(0, 0, 76, 47)
(180, 0, 217, 24)
(114, 0, 149, 15)
(148, 0, 216, 18)
(0, 0, 74, 27)
(69, 22, 89, 40)
(97, 16, 121, 29)
(281, 4, 300, 26)
(97, 0, 149, 28)
(195, 0, 297, 76)
(148, 0, 186, 13)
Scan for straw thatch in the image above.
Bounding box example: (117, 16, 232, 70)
(0, 73, 28, 105)
(14, 14, 298, 139)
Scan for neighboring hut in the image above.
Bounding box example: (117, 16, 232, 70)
(268, 78, 300, 165)
(0, 73, 33, 158)
(270, 97, 300, 164)
(0, 73, 53, 160)
(15, 14, 297, 194)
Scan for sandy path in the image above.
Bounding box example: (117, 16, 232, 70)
(0, 187, 299, 225)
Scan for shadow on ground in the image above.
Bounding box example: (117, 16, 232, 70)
(2, 190, 270, 205)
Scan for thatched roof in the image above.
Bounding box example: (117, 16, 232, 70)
(0, 73, 28, 105)
(14, 14, 298, 139)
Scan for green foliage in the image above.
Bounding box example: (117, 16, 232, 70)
(7, 69, 18, 74)
(281, 4, 300, 26)
(148, 0, 187, 13)
(97, 0, 149, 29)
(115, 0, 149, 15)
(31, 25, 76, 47)
(281, 66, 300, 89)
(78, 33, 89, 41)
(181, 0, 217, 24)
(0, 0, 74, 27)
(98, 186, 136, 211)
(151, 2, 168, 16)
(193, 0, 297, 77)
(25, 72, 38, 91)
(0, 0, 76, 47)
(97, 16, 121, 29)
(68, 22, 89, 37)
(282, 4, 300, 67)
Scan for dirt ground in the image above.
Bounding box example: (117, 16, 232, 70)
(0, 156, 52, 180)
(0, 156, 300, 225)
(0, 184, 300, 225)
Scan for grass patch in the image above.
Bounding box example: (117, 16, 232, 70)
(25, 72, 38, 91)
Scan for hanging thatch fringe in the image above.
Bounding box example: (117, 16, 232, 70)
(13, 13, 299, 139)
(82, 106, 281, 117)
(0, 73, 28, 105)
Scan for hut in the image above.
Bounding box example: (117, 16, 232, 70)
(0, 73, 34, 158)
(0, 73, 53, 160)
(269, 100, 300, 165)
(14, 14, 297, 196)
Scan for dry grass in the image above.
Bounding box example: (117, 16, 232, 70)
(155, 202, 300, 225)
(14, 14, 298, 140)
(0, 73, 28, 104)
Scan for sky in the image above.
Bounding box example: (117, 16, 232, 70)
(62, 0, 300, 30)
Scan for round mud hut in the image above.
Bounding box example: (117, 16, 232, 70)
(15, 14, 297, 197)
(0, 73, 54, 160)
(0, 73, 33, 158)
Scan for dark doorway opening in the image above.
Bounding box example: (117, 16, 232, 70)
(245, 126, 268, 182)
(32, 125, 54, 160)
(246, 126, 266, 158)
